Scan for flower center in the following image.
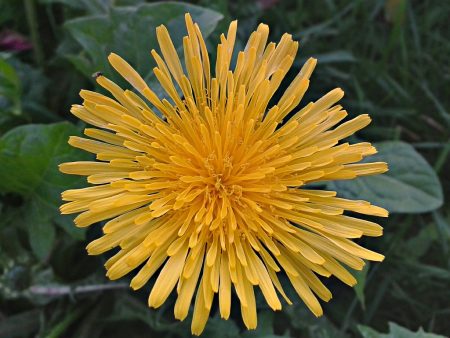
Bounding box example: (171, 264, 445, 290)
(207, 174, 242, 202)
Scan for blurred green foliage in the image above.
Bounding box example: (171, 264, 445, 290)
(0, 0, 449, 337)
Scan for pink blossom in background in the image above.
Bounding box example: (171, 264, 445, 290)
(0, 30, 32, 52)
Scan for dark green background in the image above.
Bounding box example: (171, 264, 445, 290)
(0, 0, 449, 337)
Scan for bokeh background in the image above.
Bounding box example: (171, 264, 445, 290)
(0, 0, 449, 337)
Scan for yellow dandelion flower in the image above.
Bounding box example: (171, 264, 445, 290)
(60, 13, 388, 335)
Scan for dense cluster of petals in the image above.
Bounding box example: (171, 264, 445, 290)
(60, 14, 388, 335)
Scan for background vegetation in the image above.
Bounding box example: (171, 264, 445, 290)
(0, 0, 449, 337)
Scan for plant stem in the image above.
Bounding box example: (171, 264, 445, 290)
(44, 306, 84, 338)
(29, 283, 129, 296)
(24, 0, 44, 68)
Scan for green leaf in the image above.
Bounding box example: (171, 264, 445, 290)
(39, 0, 145, 14)
(241, 311, 289, 338)
(14, 60, 51, 120)
(285, 305, 347, 338)
(405, 262, 450, 280)
(0, 122, 87, 202)
(329, 141, 443, 213)
(25, 201, 56, 260)
(0, 56, 54, 128)
(432, 211, 450, 253)
(403, 224, 437, 259)
(311, 50, 356, 64)
(53, 213, 86, 240)
(64, 2, 223, 81)
(358, 322, 446, 338)
(203, 315, 240, 338)
(353, 262, 369, 310)
(0, 122, 89, 256)
(358, 325, 383, 338)
(0, 56, 21, 115)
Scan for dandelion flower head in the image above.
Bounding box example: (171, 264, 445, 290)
(60, 13, 388, 335)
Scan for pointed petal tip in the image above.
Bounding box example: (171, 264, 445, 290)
(191, 329, 202, 336)
(315, 309, 324, 317)
(85, 242, 97, 255)
(191, 320, 208, 336)
(220, 313, 230, 320)
(148, 296, 157, 308)
(376, 207, 389, 218)
(78, 89, 88, 96)
(334, 87, 345, 98)
(129, 283, 139, 291)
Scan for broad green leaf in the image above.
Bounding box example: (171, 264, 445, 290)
(0, 123, 89, 256)
(0, 122, 87, 202)
(358, 322, 446, 338)
(64, 2, 223, 82)
(329, 141, 443, 213)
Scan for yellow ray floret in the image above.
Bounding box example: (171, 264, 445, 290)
(59, 13, 388, 335)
